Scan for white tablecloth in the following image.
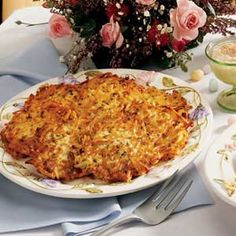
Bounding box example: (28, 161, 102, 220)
(1, 7, 236, 236)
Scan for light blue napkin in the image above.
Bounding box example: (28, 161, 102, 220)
(0, 174, 120, 233)
(0, 38, 67, 106)
(0, 38, 214, 235)
(0, 165, 213, 236)
(0, 164, 213, 235)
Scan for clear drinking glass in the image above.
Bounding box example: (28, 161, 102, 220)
(205, 36, 236, 112)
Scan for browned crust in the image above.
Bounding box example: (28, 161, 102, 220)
(0, 73, 192, 182)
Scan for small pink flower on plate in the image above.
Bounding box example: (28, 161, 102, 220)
(225, 143, 236, 152)
(170, 0, 207, 41)
(190, 105, 209, 120)
(227, 116, 236, 126)
(49, 14, 73, 38)
(136, 71, 158, 86)
(100, 16, 124, 49)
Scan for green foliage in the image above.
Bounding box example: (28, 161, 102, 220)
(80, 19, 96, 39)
(162, 77, 176, 87)
(70, 10, 96, 40)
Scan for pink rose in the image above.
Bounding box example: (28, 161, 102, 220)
(49, 14, 72, 38)
(170, 0, 207, 41)
(100, 16, 124, 49)
(136, 0, 156, 5)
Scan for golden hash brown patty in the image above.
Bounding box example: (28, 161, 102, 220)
(0, 73, 193, 182)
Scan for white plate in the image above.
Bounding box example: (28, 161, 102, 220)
(205, 123, 236, 206)
(0, 69, 213, 198)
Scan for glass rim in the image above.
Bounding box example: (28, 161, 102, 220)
(205, 37, 236, 67)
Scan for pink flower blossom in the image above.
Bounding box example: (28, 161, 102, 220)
(170, 0, 207, 41)
(100, 16, 124, 49)
(49, 14, 72, 39)
(228, 116, 236, 126)
(225, 143, 236, 152)
(136, 71, 158, 86)
(136, 0, 156, 5)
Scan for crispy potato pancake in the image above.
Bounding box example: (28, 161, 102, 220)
(0, 73, 193, 182)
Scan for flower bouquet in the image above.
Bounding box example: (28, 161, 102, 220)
(43, 0, 236, 73)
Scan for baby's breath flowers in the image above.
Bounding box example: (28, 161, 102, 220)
(43, 0, 236, 73)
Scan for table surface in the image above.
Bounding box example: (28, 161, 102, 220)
(0, 7, 236, 236)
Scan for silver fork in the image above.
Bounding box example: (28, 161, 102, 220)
(91, 171, 193, 236)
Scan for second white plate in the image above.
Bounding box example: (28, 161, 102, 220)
(205, 123, 236, 207)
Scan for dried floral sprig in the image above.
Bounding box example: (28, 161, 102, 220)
(203, 16, 236, 36)
(209, 0, 236, 15)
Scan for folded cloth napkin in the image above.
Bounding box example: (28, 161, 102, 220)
(0, 37, 67, 106)
(0, 37, 214, 235)
(0, 164, 213, 235)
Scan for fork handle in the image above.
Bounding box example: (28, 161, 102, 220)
(91, 214, 141, 236)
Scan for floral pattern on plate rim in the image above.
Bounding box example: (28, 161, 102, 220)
(0, 71, 210, 194)
(215, 134, 236, 197)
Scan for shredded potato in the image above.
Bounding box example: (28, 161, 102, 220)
(0, 73, 192, 182)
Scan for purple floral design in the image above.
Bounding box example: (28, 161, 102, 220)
(190, 105, 209, 120)
(59, 75, 79, 85)
(40, 179, 60, 188)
